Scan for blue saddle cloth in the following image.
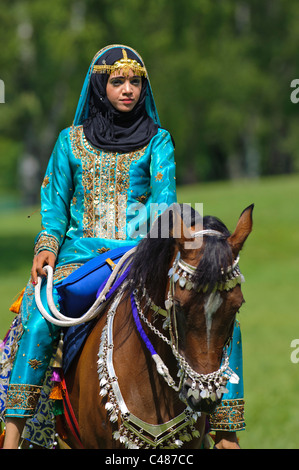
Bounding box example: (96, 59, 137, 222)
(56, 245, 133, 318)
(59, 246, 133, 373)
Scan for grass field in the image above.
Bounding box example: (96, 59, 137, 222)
(1, 174, 299, 449)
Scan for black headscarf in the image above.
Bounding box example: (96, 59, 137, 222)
(83, 47, 159, 153)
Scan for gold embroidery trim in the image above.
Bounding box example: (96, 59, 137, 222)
(69, 125, 147, 240)
(209, 399, 245, 431)
(34, 233, 60, 257)
(53, 263, 84, 284)
(6, 384, 42, 412)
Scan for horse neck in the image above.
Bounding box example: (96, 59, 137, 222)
(112, 293, 183, 419)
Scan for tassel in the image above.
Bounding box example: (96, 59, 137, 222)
(51, 368, 62, 383)
(0, 429, 5, 448)
(52, 332, 64, 369)
(49, 383, 63, 400)
(9, 288, 26, 314)
(50, 333, 64, 401)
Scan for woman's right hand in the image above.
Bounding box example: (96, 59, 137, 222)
(31, 250, 56, 285)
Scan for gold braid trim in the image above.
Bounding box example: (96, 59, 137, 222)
(34, 233, 60, 257)
(209, 399, 245, 431)
(6, 384, 42, 414)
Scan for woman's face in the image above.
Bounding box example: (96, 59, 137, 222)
(106, 68, 142, 112)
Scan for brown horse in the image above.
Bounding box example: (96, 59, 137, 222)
(61, 204, 253, 449)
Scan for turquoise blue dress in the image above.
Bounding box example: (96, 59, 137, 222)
(0, 45, 244, 446)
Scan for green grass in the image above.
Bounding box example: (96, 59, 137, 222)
(1, 174, 299, 448)
(0, 206, 41, 334)
(177, 174, 299, 449)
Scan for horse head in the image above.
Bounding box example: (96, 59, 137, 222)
(128, 203, 253, 416)
(168, 204, 253, 413)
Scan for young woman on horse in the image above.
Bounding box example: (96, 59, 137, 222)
(0, 45, 244, 449)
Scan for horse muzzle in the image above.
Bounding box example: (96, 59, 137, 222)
(179, 379, 222, 414)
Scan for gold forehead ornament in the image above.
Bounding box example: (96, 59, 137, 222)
(93, 48, 147, 78)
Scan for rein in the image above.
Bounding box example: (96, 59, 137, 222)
(34, 247, 136, 327)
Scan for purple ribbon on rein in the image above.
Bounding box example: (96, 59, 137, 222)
(130, 292, 157, 357)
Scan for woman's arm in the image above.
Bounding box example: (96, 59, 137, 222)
(32, 129, 73, 281)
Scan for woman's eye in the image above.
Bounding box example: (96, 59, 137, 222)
(130, 78, 141, 86)
(111, 79, 122, 86)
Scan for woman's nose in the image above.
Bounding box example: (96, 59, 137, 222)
(123, 79, 132, 93)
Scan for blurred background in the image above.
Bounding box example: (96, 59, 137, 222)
(0, 0, 299, 449)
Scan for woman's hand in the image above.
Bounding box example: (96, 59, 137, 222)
(31, 250, 56, 285)
(214, 431, 240, 449)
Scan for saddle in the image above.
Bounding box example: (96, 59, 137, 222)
(56, 245, 134, 373)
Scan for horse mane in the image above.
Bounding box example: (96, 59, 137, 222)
(128, 204, 233, 304)
(127, 205, 178, 306)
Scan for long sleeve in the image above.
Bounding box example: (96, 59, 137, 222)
(150, 129, 177, 209)
(34, 130, 73, 257)
(209, 320, 245, 432)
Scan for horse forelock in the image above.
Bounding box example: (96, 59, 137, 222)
(128, 235, 176, 305)
(191, 215, 233, 295)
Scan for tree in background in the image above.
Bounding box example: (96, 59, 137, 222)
(0, 0, 299, 205)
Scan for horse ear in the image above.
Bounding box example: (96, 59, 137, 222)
(228, 204, 254, 258)
(172, 204, 193, 243)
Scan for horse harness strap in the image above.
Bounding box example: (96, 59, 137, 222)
(60, 377, 85, 449)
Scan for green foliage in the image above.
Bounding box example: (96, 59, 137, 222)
(0, 138, 23, 193)
(1, 0, 299, 199)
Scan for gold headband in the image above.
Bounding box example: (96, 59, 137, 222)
(93, 48, 147, 77)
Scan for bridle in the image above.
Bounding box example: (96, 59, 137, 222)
(96, 228, 244, 448)
(131, 228, 244, 401)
